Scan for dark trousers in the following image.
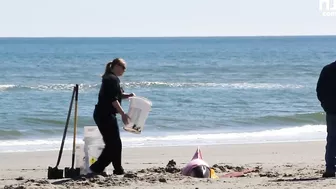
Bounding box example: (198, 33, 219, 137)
(325, 114, 336, 172)
(89, 107, 123, 173)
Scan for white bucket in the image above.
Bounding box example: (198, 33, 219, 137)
(75, 144, 85, 175)
(123, 96, 152, 134)
(83, 126, 104, 152)
(82, 126, 105, 174)
(83, 144, 105, 174)
(84, 126, 102, 139)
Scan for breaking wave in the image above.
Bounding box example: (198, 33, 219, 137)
(0, 124, 326, 152)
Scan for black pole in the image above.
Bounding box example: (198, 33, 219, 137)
(55, 86, 76, 167)
(71, 84, 79, 169)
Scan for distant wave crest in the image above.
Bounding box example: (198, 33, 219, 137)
(30, 83, 99, 91)
(0, 84, 16, 91)
(123, 82, 304, 89)
(0, 84, 98, 92)
(0, 82, 303, 92)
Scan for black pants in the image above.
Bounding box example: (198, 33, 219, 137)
(89, 107, 123, 173)
(325, 113, 336, 172)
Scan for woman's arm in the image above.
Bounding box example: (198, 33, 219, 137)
(112, 100, 126, 115)
(112, 100, 130, 125)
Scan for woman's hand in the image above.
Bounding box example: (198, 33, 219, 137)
(122, 93, 136, 99)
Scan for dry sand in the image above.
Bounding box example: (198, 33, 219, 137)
(1, 141, 336, 189)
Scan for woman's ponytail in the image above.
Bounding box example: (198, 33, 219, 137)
(103, 62, 113, 77)
(102, 58, 126, 77)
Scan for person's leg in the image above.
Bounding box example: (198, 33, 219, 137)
(324, 113, 336, 177)
(90, 112, 123, 174)
(89, 110, 114, 173)
(109, 123, 123, 173)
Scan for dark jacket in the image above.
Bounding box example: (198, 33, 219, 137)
(96, 73, 123, 116)
(316, 60, 336, 114)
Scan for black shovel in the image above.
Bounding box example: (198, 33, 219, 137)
(48, 86, 76, 179)
(64, 84, 81, 178)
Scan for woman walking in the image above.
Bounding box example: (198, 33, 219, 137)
(89, 58, 134, 175)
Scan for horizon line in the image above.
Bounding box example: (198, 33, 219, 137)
(0, 34, 336, 38)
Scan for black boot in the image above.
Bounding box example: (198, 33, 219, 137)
(322, 171, 335, 178)
(113, 167, 125, 175)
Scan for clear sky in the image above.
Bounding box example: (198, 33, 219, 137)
(0, 0, 335, 37)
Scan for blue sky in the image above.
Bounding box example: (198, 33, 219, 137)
(0, 0, 335, 37)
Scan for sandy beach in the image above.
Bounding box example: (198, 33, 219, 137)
(1, 141, 336, 189)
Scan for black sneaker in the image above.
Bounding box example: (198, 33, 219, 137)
(322, 172, 335, 178)
(113, 169, 125, 175)
(86, 168, 109, 177)
(86, 171, 108, 177)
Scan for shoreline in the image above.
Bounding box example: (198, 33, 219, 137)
(2, 141, 336, 189)
(0, 138, 327, 154)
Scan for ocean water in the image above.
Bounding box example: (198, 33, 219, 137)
(0, 36, 335, 152)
